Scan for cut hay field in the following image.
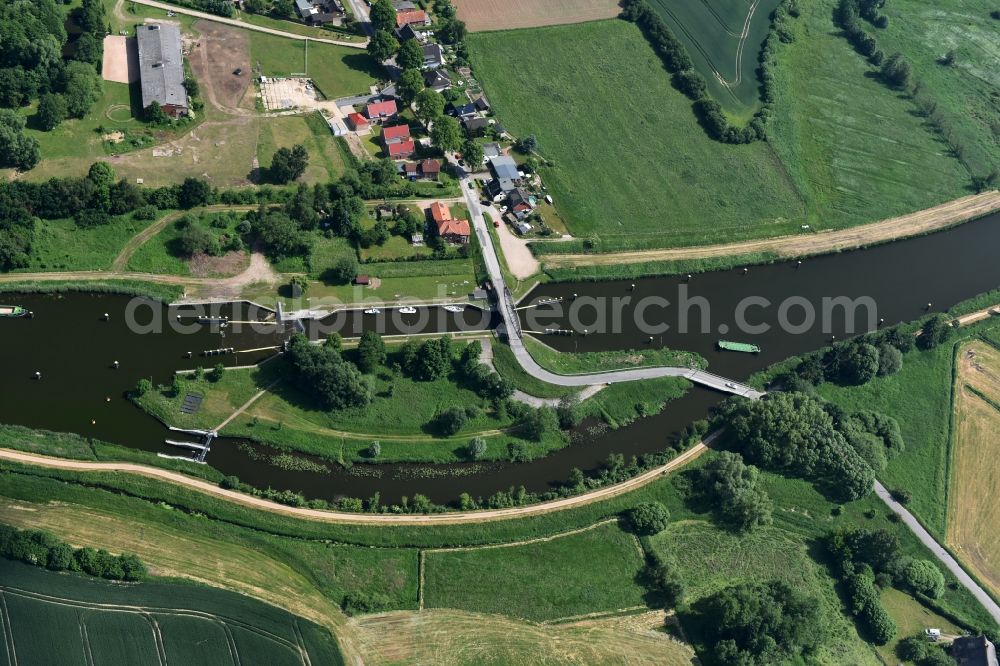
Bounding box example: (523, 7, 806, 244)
(467, 20, 808, 250)
(648, 0, 784, 117)
(0, 558, 344, 666)
(454, 0, 620, 32)
(946, 340, 1000, 598)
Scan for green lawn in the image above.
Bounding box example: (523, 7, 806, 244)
(766, 0, 973, 231)
(467, 21, 808, 251)
(523, 336, 705, 374)
(126, 211, 250, 276)
(422, 520, 648, 621)
(248, 31, 381, 99)
(256, 114, 350, 184)
(648, 0, 784, 118)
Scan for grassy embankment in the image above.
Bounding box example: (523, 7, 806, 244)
(0, 559, 344, 666)
(468, 5, 983, 265)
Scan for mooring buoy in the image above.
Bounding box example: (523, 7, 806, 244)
(102, 313, 110, 321)
(34, 371, 41, 380)
(112, 361, 120, 369)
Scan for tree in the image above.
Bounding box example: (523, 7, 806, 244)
(356, 330, 386, 373)
(210, 363, 226, 382)
(697, 451, 773, 532)
(285, 334, 372, 410)
(368, 441, 381, 458)
(134, 378, 153, 396)
(369, 0, 396, 32)
(397, 38, 424, 71)
(73, 32, 103, 65)
(0, 110, 41, 171)
(698, 581, 823, 665)
(647, 559, 685, 607)
(77, 0, 107, 34)
(396, 68, 424, 104)
(881, 52, 913, 89)
(518, 406, 557, 442)
(461, 139, 484, 169)
(433, 406, 468, 436)
(877, 342, 903, 376)
(289, 275, 309, 297)
(178, 224, 219, 256)
(270, 145, 309, 184)
(255, 211, 309, 259)
(899, 559, 945, 598)
(35, 93, 67, 131)
(626, 502, 670, 535)
(430, 115, 462, 153)
(145, 100, 169, 124)
(467, 436, 487, 460)
(178, 177, 212, 208)
(414, 88, 445, 124)
(62, 61, 102, 118)
(832, 342, 880, 385)
(408, 337, 452, 381)
(515, 134, 537, 153)
(437, 17, 466, 44)
(326, 254, 358, 284)
(367, 30, 399, 63)
(918, 314, 952, 349)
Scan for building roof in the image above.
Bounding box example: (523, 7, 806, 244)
(354, 275, 370, 285)
(420, 159, 441, 174)
(396, 23, 419, 41)
(396, 8, 428, 27)
(295, 0, 316, 16)
(403, 162, 419, 175)
(347, 112, 369, 128)
(463, 116, 488, 131)
(422, 43, 444, 66)
(366, 99, 397, 118)
(387, 139, 415, 157)
(483, 142, 502, 158)
(952, 636, 999, 666)
(393, 0, 417, 9)
(437, 218, 470, 237)
(474, 95, 490, 111)
(136, 24, 187, 110)
(509, 188, 531, 207)
(449, 102, 477, 118)
(424, 69, 451, 90)
(429, 201, 451, 222)
(489, 155, 519, 181)
(382, 124, 411, 142)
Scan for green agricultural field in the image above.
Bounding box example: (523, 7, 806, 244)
(468, 21, 808, 250)
(0, 558, 344, 666)
(648, 0, 784, 118)
(766, 0, 973, 231)
(422, 520, 648, 621)
(249, 32, 381, 99)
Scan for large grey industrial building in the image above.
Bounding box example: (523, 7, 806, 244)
(136, 24, 188, 118)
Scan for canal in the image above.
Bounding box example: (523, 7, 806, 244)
(0, 213, 998, 504)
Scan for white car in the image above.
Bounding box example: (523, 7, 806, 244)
(725, 382, 737, 389)
(363, 308, 381, 315)
(443, 305, 465, 313)
(399, 307, 417, 314)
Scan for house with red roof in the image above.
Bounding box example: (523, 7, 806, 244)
(395, 8, 430, 28)
(382, 123, 414, 158)
(365, 99, 397, 121)
(347, 112, 369, 132)
(428, 201, 469, 244)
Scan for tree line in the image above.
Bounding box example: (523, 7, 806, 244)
(0, 523, 148, 582)
(620, 0, 800, 144)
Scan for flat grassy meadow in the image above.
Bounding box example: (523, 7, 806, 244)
(248, 31, 381, 99)
(467, 20, 808, 251)
(422, 520, 648, 621)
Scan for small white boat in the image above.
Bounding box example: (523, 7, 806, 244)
(398, 307, 418, 314)
(363, 308, 381, 315)
(443, 305, 465, 313)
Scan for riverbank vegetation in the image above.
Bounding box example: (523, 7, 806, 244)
(522, 336, 706, 374)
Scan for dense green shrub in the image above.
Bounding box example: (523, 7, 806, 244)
(0, 523, 147, 581)
(626, 501, 670, 535)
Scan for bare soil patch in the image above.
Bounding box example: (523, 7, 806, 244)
(190, 20, 252, 112)
(454, 0, 620, 31)
(101, 35, 139, 83)
(189, 250, 251, 277)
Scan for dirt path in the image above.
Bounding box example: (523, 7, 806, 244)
(0, 437, 710, 525)
(543, 191, 1000, 268)
(129, 0, 367, 48)
(492, 206, 541, 279)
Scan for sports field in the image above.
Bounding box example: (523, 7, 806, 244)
(468, 20, 808, 250)
(454, 0, 620, 32)
(648, 0, 783, 117)
(0, 558, 343, 666)
(946, 340, 1000, 597)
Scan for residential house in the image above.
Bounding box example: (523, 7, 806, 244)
(382, 123, 415, 158)
(462, 116, 488, 136)
(136, 24, 188, 118)
(448, 102, 477, 118)
(420, 159, 441, 180)
(396, 8, 430, 28)
(393, 0, 417, 9)
(402, 162, 420, 179)
(354, 275, 370, 286)
(428, 201, 470, 243)
(346, 112, 370, 132)
(422, 43, 444, 69)
(483, 142, 502, 159)
(952, 636, 999, 666)
(365, 99, 398, 121)
(429, 201, 451, 223)
(295, 0, 343, 24)
(508, 188, 533, 219)
(473, 95, 490, 112)
(396, 23, 420, 42)
(424, 69, 451, 93)
(485, 155, 521, 196)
